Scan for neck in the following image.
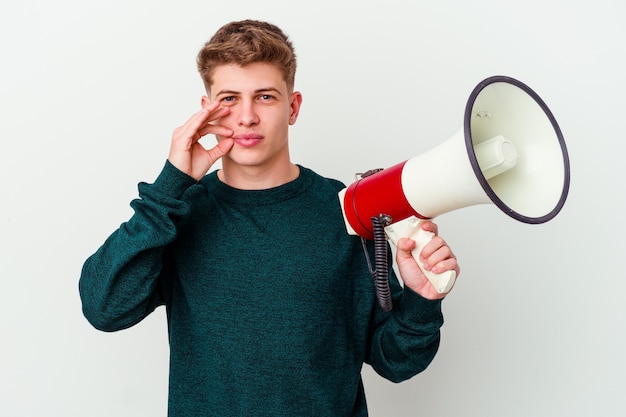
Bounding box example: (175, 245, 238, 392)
(218, 161, 300, 190)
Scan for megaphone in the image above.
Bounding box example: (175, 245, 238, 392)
(338, 75, 570, 310)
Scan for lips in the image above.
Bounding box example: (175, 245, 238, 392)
(232, 133, 264, 147)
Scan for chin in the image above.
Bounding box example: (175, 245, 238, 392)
(224, 152, 267, 168)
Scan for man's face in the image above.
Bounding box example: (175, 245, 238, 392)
(204, 62, 302, 172)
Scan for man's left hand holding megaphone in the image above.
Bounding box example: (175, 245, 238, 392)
(391, 219, 460, 301)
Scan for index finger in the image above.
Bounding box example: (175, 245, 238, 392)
(178, 105, 229, 140)
(420, 220, 439, 236)
(198, 106, 232, 138)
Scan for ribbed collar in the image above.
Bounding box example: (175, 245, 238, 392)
(199, 165, 314, 207)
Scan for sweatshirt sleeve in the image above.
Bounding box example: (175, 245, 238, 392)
(79, 161, 197, 332)
(365, 276, 444, 383)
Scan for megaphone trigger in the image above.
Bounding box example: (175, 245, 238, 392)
(385, 217, 457, 294)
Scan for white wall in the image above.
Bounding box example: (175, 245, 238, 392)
(2, 1, 624, 416)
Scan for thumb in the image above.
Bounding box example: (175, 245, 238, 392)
(395, 237, 417, 261)
(206, 138, 234, 165)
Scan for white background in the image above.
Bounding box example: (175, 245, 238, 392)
(2, 1, 625, 416)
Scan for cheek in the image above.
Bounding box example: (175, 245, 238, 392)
(215, 112, 237, 129)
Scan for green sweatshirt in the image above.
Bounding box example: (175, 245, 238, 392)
(79, 161, 444, 417)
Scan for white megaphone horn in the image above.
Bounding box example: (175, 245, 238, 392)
(338, 76, 570, 311)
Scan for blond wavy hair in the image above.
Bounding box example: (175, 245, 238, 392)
(197, 20, 297, 93)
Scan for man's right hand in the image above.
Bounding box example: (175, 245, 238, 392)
(168, 100, 234, 181)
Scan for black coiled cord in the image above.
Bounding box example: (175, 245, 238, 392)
(361, 215, 393, 312)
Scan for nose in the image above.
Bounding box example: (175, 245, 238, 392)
(238, 100, 259, 127)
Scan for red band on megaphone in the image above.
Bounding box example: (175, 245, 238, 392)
(343, 161, 428, 240)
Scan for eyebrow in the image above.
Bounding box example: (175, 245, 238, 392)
(215, 87, 283, 97)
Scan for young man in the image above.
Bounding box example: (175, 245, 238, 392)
(79, 19, 460, 417)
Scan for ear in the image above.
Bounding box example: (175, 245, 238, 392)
(288, 91, 303, 125)
(201, 95, 211, 109)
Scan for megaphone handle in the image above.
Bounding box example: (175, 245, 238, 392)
(385, 217, 457, 294)
(411, 229, 457, 294)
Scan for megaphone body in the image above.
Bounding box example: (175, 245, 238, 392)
(339, 76, 570, 304)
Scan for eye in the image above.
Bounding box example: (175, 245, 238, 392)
(259, 94, 274, 102)
(218, 95, 239, 107)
